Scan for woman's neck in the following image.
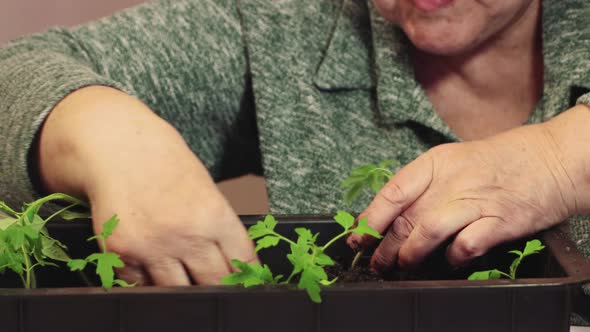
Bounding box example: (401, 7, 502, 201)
(411, 1, 543, 141)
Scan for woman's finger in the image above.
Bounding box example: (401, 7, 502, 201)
(182, 244, 232, 285)
(395, 199, 482, 268)
(347, 153, 435, 249)
(115, 260, 152, 286)
(144, 258, 192, 286)
(445, 216, 528, 267)
(370, 215, 415, 271)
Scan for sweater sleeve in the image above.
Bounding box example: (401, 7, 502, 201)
(0, 0, 259, 207)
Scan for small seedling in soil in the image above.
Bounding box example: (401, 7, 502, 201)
(68, 215, 134, 289)
(468, 239, 545, 280)
(221, 211, 382, 303)
(0, 193, 133, 289)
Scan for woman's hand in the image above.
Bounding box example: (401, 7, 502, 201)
(348, 105, 590, 272)
(38, 86, 258, 285)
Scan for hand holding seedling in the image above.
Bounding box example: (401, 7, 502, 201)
(347, 121, 584, 272)
(36, 86, 257, 286)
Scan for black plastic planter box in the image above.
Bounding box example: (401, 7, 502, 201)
(1, 215, 590, 332)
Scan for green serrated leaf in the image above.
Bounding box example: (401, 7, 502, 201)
(378, 159, 396, 169)
(263, 215, 277, 230)
(334, 211, 355, 230)
(315, 251, 335, 266)
(41, 236, 71, 262)
(522, 239, 545, 257)
(295, 228, 313, 244)
(350, 164, 377, 176)
(100, 215, 119, 239)
(255, 235, 281, 252)
(369, 172, 386, 193)
(343, 183, 364, 206)
(351, 218, 382, 239)
(248, 221, 274, 240)
(68, 259, 88, 271)
(5, 226, 26, 248)
(221, 260, 277, 287)
(508, 250, 523, 257)
(0, 217, 17, 231)
(92, 252, 125, 289)
(340, 174, 366, 188)
(298, 267, 324, 303)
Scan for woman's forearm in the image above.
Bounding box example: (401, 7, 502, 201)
(38, 85, 193, 200)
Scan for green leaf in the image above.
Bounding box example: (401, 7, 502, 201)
(221, 260, 278, 287)
(0, 217, 17, 230)
(522, 239, 545, 257)
(509, 239, 545, 279)
(295, 228, 314, 244)
(351, 218, 382, 239)
(379, 159, 397, 169)
(87, 252, 125, 289)
(248, 216, 277, 240)
(287, 243, 311, 275)
(255, 235, 280, 252)
(5, 226, 27, 248)
(343, 183, 364, 206)
(263, 215, 277, 230)
(333, 211, 355, 230)
(100, 215, 119, 239)
(68, 259, 88, 271)
(350, 164, 378, 176)
(298, 264, 328, 303)
(41, 236, 71, 262)
(468, 269, 503, 280)
(369, 172, 387, 193)
(315, 251, 335, 266)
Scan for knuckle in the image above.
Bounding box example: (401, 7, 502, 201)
(392, 215, 415, 239)
(414, 222, 443, 243)
(453, 236, 483, 260)
(378, 181, 407, 206)
(372, 249, 395, 269)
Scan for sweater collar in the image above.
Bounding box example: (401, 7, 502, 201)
(313, 0, 457, 139)
(314, 0, 590, 140)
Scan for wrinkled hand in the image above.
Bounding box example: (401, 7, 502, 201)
(348, 121, 581, 272)
(88, 151, 257, 286)
(38, 86, 258, 286)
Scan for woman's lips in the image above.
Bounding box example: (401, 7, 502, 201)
(412, 0, 454, 11)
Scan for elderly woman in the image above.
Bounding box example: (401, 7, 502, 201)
(0, 0, 588, 288)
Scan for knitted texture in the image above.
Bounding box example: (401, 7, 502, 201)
(0, 0, 589, 265)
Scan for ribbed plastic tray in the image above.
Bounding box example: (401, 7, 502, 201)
(1, 215, 589, 332)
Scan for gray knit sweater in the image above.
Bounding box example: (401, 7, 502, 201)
(1, 0, 590, 258)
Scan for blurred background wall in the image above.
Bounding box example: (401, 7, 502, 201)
(0, 0, 269, 214)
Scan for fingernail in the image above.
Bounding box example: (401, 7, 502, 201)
(347, 235, 361, 249)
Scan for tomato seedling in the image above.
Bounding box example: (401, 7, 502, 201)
(0, 193, 133, 289)
(222, 211, 382, 303)
(468, 239, 545, 280)
(68, 215, 134, 288)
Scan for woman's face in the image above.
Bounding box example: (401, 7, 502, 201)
(374, 0, 539, 55)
